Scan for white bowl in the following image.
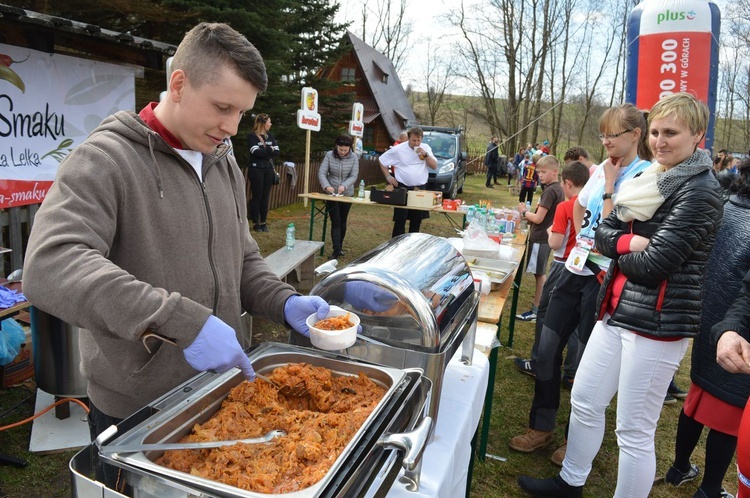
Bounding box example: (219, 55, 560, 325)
(307, 306, 359, 350)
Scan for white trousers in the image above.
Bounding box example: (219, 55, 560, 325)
(560, 314, 689, 497)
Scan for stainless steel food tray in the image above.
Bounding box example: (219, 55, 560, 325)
(466, 257, 519, 285)
(96, 343, 413, 498)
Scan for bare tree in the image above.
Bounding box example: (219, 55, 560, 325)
(423, 40, 457, 125)
(356, 0, 413, 71)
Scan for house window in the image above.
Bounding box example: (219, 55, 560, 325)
(363, 127, 374, 145)
(341, 67, 356, 83)
(381, 73, 388, 84)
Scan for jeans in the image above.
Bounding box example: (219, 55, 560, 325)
(248, 166, 275, 224)
(560, 315, 689, 497)
(325, 201, 352, 254)
(486, 165, 498, 186)
(528, 271, 599, 431)
(519, 185, 536, 204)
(530, 262, 580, 379)
(88, 401, 130, 494)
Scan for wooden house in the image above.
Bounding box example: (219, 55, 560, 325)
(319, 31, 416, 153)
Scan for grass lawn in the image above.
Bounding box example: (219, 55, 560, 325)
(0, 172, 734, 497)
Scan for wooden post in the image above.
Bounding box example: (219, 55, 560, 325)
(304, 129, 311, 207)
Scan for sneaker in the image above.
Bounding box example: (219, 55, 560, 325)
(550, 442, 567, 466)
(260, 224, 269, 232)
(516, 310, 537, 322)
(509, 428, 553, 452)
(253, 224, 263, 232)
(486, 185, 495, 189)
(693, 488, 736, 498)
(668, 380, 688, 399)
(561, 375, 574, 390)
(514, 357, 536, 377)
(664, 393, 677, 405)
(665, 463, 699, 486)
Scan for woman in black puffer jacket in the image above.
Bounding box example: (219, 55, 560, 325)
(518, 93, 723, 498)
(667, 157, 750, 498)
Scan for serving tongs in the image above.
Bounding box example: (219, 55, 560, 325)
(96, 425, 286, 455)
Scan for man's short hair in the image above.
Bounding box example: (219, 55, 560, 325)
(170, 22, 267, 92)
(561, 161, 590, 187)
(564, 146, 589, 162)
(407, 126, 424, 138)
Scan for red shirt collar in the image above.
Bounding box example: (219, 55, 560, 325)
(138, 102, 184, 149)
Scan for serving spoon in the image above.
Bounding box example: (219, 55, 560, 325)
(98, 429, 286, 455)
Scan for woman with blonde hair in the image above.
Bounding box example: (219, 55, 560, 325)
(519, 93, 723, 497)
(246, 113, 279, 232)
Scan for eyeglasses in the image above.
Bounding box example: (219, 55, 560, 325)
(598, 129, 633, 141)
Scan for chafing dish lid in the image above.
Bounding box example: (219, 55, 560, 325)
(311, 233, 474, 350)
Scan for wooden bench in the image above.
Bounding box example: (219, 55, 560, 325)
(240, 240, 325, 345)
(264, 240, 325, 294)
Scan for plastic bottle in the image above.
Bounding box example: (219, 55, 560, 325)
(286, 223, 295, 250)
(358, 179, 365, 200)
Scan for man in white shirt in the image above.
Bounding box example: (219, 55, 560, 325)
(378, 127, 438, 237)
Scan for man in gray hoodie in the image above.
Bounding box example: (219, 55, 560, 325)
(23, 22, 329, 492)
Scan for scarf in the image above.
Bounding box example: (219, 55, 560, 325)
(579, 156, 651, 239)
(615, 150, 712, 222)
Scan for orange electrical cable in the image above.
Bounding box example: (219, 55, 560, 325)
(0, 397, 89, 432)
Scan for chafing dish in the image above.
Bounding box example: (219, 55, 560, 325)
(466, 257, 519, 290)
(70, 343, 432, 498)
(309, 233, 480, 439)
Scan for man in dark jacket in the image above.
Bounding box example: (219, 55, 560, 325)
(485, 135, 500, 188)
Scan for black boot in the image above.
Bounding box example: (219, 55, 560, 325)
(517, 475, 582, 497)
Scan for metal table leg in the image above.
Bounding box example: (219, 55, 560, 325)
(306, 199, 328, 256)
(506, 242, 527, 348)
(477, 313, 503, 461)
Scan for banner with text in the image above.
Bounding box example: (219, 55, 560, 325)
(626, 0, 721, 151)
(0, 43, 135, 208)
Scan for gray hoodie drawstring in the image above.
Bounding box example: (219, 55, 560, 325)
(147, 134, 165, 198)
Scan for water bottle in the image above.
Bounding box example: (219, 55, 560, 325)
(467, 205, 476, 226)
(358, 179, 365, 200)
(285, 223, 295, 251)
(525, 201, 531, 212)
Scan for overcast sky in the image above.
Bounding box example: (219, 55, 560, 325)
(335, 0, 730, 96)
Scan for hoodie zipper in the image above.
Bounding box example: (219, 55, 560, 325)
(201, 181, 220, 312)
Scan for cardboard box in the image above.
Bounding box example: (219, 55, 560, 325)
(1, 328, 34, 388)
(442, 199, 461, 211)
(407, 190, 442, 208)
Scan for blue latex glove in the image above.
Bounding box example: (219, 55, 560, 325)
(183, 315, 255, 381)
(344, 281, 398, 312)
(284, 295, 330, 337)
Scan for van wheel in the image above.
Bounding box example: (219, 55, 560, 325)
(449, 181, 458, 199)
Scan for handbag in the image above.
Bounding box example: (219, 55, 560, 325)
(272, 168, 281, 185)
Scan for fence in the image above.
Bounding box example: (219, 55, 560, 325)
(266, 156, 386, 211)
